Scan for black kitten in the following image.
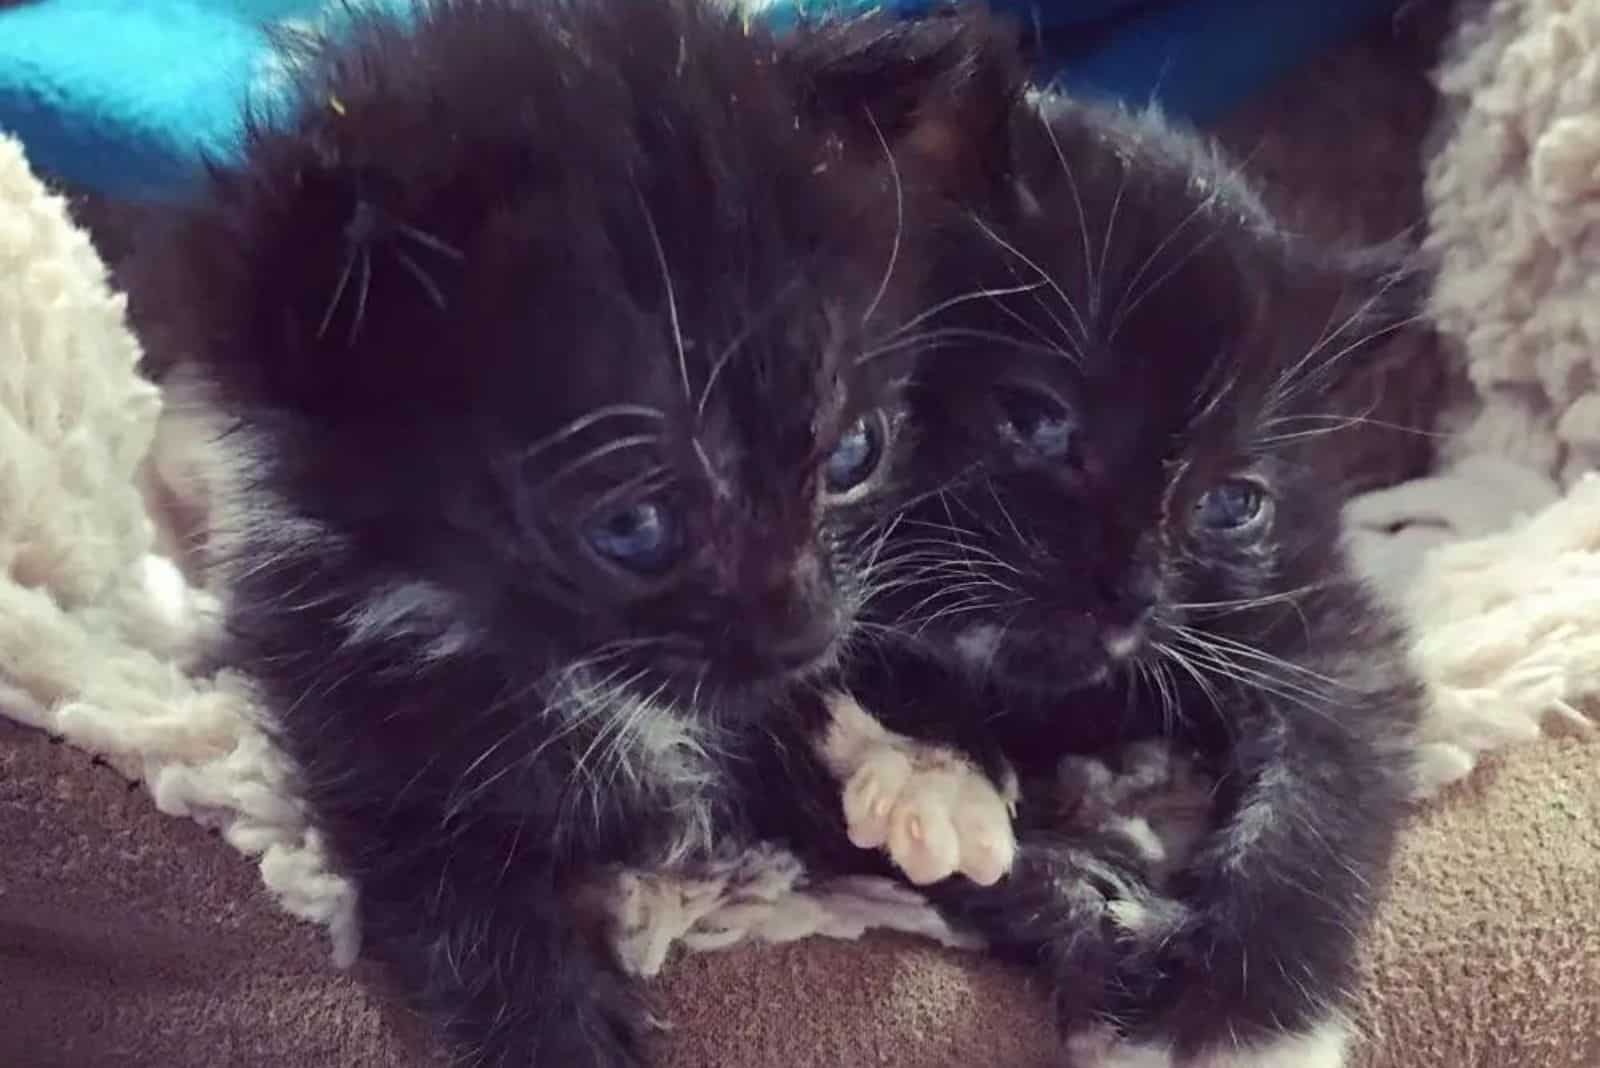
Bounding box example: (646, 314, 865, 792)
(127, 2, 1024, 1066)
(832, 95, 1425, 1065)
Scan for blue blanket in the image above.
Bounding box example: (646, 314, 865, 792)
(0, 0, 1395, 201)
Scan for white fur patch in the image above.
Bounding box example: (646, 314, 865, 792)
(1073, 1019, 1349, 1068)
(1219, 764, 1293, 872)
(550, 667, 722, 868)
(1192, 1021, 1349, 1068)
(341, 579, 478, 660)
(953, 623, 1002, 667)
(1104, 626, 1143, 660)
(1105, 884, 1188, 940)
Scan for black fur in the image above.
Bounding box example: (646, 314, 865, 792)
(126, 2, 1025, 1066)
(832, 96, 1426, 1058)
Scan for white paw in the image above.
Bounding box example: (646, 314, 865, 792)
(1068, 1019, 1348, 1068)
(1188, 1021, 1349, 1068)
(820, 694, 1017, 887)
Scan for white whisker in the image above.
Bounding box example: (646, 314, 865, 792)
(1037, 105, 1100, 330)
(968, 212, 1088, 348)
(635, 186, 691, 403)
(861, 109, 902, 328)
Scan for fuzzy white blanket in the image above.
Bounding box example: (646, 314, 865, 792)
(1, 0, 1597, 1017)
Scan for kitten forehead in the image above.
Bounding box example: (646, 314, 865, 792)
(929, 94, 1404, 467)
(160, 0, 917, 435)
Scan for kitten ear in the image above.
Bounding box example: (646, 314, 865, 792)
(1340, 238, 1428, 328)
(779, 6, 1028, 197)
(123, 14, 503, 420)
(1299, 237, 1427, 395)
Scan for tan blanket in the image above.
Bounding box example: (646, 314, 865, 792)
(6, 719, 1596, 1068)
(2, 4, 1598, 1067)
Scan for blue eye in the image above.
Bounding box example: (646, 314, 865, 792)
(996, 384, 1075, 459)
(585, 499, 680, 574)
(1194, 480, 1270, 533)
(824, 411, 887, 497)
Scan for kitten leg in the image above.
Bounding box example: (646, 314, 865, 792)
(818, 692, 1018, 886)
(920, 824, 1180, 1038)
(1105, 723, 1407, 1062)
(354, 822, 651, 1068)
(919, 739, 1213, 1044)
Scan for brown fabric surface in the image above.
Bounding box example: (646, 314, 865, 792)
(8, 8, 1595, 1068)
(0, 721, 438, 1068)
(5, 718, 1598, 1068)
(648, 935, 1056, 1068)
(1351, 736, 1600, 1068)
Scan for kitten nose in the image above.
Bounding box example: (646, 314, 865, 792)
(1125, 567, 1161, 610)
(767, 610, 842, 671)
(1098, 568, 1160, 625)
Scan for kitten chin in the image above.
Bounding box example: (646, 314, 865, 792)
(838, 91, 1425, 1062)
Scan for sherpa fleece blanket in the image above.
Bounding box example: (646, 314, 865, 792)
(1, 3, 1598, 1067)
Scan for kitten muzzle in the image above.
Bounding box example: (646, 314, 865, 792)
(765, 612, 845, 674)
(990, 624, 1114, 696)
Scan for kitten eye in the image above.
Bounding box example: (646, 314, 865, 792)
(1194, 480, 1271, 534)
(824, 411, 887, 499)
(995, 384, 1076, 459)
(584, 499, 680, 574)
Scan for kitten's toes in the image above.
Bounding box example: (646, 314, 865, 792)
(950, 773, 1016, 886)
(882, 758, 1015, 886)
(841, 744, 1016, 885)
(821, 692, 1015, 885)
(886, 775, 964, 885)
(842, 747, 914, 850)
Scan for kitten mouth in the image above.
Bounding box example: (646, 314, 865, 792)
(657, 643, 839, 699)
(952, 620, 1131, 696)
(985, 634, 1113, 696)
(992, 656, 1110, 696)
(706, 624, 844, 689)
(765, 616, 846, 678)
(770, 643, 840, 679)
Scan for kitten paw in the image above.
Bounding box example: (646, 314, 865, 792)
(822, 694, 1017, 887)
(1068, 1019, 1350, 1068)
(843, 745, 1016, 886)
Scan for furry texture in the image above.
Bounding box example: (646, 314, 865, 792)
(121, 2, 1035, 1065)
(806, 93, 1423, 1060)
(148, 4, 880, 1065)
(0, 1, 1598, 1066)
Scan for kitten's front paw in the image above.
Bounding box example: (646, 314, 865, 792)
(1067, 1022, 1350, 1068)
(1102, 912, 1327, 1061)
(821, 694, 1017, 886)
(842, 744, 1016, 885)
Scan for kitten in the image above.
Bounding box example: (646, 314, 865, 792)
(126, 2, 1026, 1065)
(821, 93, 1425, 1065)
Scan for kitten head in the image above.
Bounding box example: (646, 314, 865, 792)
(861, 96, 1417, 696)
(149, 0, 1024, 703)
